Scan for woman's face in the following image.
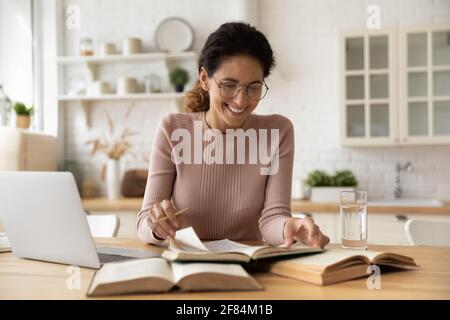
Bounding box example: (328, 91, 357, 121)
(200, 55, 264, 132)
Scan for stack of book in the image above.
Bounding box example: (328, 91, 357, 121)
(87, 227, 419, 296)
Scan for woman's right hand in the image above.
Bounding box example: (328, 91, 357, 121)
(146, 199, 184, 240)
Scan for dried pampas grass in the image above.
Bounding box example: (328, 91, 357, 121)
(86, 103, 139, 179)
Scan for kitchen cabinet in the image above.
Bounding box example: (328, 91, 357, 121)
(82, 198, 450, 244)
(294, 211, 450, 245)
(341, 24, 450, 146)
(400, 26, 450, 145)
(340, 29, 397, 146)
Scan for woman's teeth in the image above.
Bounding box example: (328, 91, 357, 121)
(225, 103, 246, 114)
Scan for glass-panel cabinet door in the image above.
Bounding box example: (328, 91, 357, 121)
(368, 35, 391, 139)
(403, 27, 450, 143)
(344, 36, 366, 142)
(346, 37, 364, 70)
(342, 31, 394, 146)
(432, 30, 450, 138)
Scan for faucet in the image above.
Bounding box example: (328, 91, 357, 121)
(394, 162, 414, 198)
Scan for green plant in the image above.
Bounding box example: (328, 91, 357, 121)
(305, 169, 358, 187)
(305, 170, 333, 187)
(13, 102, 34, 116)
(333, 170, 358, 187)
(169, 67, 189, 86)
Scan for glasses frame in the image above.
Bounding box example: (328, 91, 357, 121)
(210, 75, 269, 101)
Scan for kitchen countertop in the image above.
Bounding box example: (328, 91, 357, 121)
(82, 197, 450, 215)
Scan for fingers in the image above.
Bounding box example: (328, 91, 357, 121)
(147, 213, 170, 240)
(291, 218, 330, 248)
(153, 203, 177, 238)
(282, 218, 297, 248)
(160, 199, 183, 229)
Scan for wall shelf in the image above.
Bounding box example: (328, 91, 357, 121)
(56, 51, 195, 128)
(56, 51, 197, 65)
(57, 92, 185, 101)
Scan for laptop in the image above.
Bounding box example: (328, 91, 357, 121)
(0, 171, 159, 269)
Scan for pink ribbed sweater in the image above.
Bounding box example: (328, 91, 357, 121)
(137, 111, 294, 245)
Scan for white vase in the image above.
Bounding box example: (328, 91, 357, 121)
(106, 159, 121, 200)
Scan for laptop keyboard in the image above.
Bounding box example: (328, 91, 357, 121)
(97, 253, 136, 264)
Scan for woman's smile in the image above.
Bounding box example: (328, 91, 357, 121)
(223, 102, 248, 117)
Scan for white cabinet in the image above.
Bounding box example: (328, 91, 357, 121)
(293, 211, 450, 246)
(293, 212, 340, 243)
(340, 29, 397, 146)
(400, 26, 450, 145)
(366, 214, 409, 245)
(341, 25, 450, 146)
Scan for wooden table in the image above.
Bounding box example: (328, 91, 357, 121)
(1, 238, 449, 299)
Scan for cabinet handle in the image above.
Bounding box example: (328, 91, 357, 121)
(395, 214, 408, 221)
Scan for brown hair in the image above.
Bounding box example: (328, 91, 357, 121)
(184, 21, 275, 113)
(184, 80, 210, 112)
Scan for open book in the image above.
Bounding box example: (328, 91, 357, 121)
(260, 248, 419, 285)
(161, 227, 324, 263)
(86, 258, 262, 297)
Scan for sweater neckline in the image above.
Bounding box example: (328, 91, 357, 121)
(201, 110, 252, 135)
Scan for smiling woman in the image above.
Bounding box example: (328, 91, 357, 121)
(137, 22, 330, 249)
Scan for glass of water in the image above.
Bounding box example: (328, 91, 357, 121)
(340, 190, 367, 250)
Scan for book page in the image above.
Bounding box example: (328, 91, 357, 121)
(204, 240, 318, 257)
(171, 262, 250, 283)
(358, 250, 385, 262)
(279, 249, 370, 269)
(171, 227, 209, 252)
(92, 258, 175, 287)
(203, 239, 249, 251)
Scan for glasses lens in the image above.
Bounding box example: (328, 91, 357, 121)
(248, 83, 266, 100)
(219, 81, 268, 101)
(220, 83, 239, 99)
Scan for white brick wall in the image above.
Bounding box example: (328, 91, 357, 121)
(61, 0, 450, 200)
(257, 0, 450, 201)
(61, 0, 248, 196)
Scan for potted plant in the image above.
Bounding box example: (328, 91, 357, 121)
(169, 67, 189, 92)
(13, 102, 34, 129)
(305, 170, 358, 202)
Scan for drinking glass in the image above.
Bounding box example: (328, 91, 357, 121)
(340, 190, 368, 250)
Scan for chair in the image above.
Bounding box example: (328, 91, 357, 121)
(87, 214, 120, 238)
(405, 219, 450, 246)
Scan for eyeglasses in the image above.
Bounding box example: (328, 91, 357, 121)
(210, 75, 269, 101)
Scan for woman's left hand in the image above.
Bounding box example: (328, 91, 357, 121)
(283, 217, 330, 249)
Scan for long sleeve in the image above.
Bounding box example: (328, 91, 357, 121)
(137, 114, 176, 244)
(136, 111, 295, 246)
(258, 115, 294, 245)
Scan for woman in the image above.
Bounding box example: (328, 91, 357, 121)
(137, 22, 329, 248)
